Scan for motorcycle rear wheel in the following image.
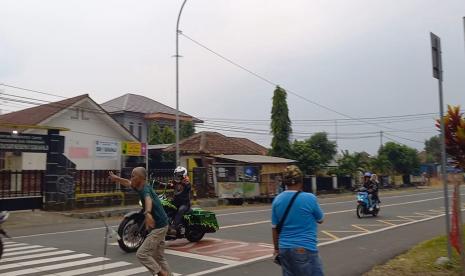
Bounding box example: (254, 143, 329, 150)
(117, 217, 145, 253)
(185, 225, 205, 242)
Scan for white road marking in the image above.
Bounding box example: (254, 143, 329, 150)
(165, 249, 238, 265)
(1, 257, 109, 276)
(218, 196, 449, 229)
(3, 247, 57, 257)
(3, 243, 28, 248)
(0, 250, 74, 263)
(0, 253, 91, 270)
(4, 245, 43, 252)
(41, 261, 132, 276)
(97, 267, 153, 276)
(189, 211, 453, 276)
(220, 220, 271, 229)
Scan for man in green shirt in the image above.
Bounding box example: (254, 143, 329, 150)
(109, 167, 171, 276)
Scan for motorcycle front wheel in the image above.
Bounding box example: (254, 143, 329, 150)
(356, 205, 364, 219)
(117, 217, 145, 253)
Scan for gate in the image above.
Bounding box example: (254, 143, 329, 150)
(0, 170, 45, 211)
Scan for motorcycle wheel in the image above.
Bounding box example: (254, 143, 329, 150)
(185, 225, 205, 242)
(117, 217, 145, 253)
(372, 207, 380, 217)
(356, 205, 364, 219)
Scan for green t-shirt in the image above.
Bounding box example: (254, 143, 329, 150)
(137, 184, 168, 229)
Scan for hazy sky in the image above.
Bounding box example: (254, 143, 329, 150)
(1, 0, 464, 154)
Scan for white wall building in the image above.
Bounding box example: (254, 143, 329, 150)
(0, 94, 138, 172)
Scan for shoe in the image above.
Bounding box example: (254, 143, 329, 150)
(369, 207, 374, 212)
(167, 227, 177, 236)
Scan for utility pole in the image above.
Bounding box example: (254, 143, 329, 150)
(175, 0, 188, 167)
(380, 131, 383, 148)
(334, 120, 338, 146)
(430, 32, 452, 260)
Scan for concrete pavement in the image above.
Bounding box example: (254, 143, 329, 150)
(0, 187, 458, 275)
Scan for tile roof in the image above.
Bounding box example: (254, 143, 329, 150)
(164, 131, 268, 155)
(0, 94, 88, 127)
(101, 93, 202, 122)
(214, 155, 296, 164)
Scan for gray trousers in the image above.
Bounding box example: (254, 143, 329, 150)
(136, 226, 171, 275)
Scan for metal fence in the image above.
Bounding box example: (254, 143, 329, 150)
(0, 170, 44, 198)
(75, 170, 120, 194)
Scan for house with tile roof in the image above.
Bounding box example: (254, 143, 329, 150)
(101, 93, 202, 144)
(0, 94, 138, 172)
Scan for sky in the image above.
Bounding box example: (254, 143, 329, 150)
(0, 0, 464, 155)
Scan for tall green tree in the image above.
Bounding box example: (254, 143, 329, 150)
(378, 142, 420, 175)
(160, 126, 176, 144)
(424, 135, 441, 163)
(307, 132, 337, 165)
(270, 86, 292, 157)
(180, 121, 196, 140)
(148, 124, 162, 145)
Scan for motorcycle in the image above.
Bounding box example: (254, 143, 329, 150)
(0, 211, 10, 259)
(356, 187, 380, 218)
(117, 181, 219, 253)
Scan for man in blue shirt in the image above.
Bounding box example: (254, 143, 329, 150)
(272, 165, 325, 276)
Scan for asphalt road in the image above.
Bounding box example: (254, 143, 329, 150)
(1, 187, 461, 276)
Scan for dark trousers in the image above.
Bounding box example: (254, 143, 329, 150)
(174, 204, 190, 229)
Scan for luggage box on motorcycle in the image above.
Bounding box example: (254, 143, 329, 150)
(189, 208, 219, 233)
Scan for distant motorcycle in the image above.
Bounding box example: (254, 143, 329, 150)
(356, 187, 380, 218)
(117, 181, 219, 253)
(0, 211, 10, 259)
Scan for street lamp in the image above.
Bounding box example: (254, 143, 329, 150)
(175, 0, 188, 167)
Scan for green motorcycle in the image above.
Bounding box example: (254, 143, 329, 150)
(117, 182, 219, 253)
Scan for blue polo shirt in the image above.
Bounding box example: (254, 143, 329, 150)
(271, 191, 324, 252)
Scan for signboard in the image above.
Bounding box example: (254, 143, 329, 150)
(121, 141, 147, 156)
(0, 132, 49, 152)
(217, 182, 259, 199)
(430, 32, 442, 80)
(95, 141, 119, 159)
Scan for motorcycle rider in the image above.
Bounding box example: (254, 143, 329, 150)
(169, 166, 192, 236)
(362, 172, 378, 211)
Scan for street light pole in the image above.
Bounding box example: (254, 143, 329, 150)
(175, 0, 188, 167)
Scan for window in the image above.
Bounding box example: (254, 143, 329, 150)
(129, 122, 134, 134)
(138, 123, 143, 140)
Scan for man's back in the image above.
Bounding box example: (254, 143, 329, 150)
(272, 191, 324, 252)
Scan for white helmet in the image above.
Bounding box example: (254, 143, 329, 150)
(174, 166, 187, 180)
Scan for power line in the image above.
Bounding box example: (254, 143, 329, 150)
(180, 32, 426, 144)
(0, 83, 67, 99)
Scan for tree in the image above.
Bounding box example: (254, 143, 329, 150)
(335, 150, 371, 176)
(160, 126, 176, 144)
(180, 121, 195, 140)
(270, 86, 292, 157)
(306, 132, 337, 165)
(148, 124, 162, 145)
(378, 142, 420, 175)
(290, 132, 337, 175)
(424, 136, 441, 163)
(437, 105, 465, 168)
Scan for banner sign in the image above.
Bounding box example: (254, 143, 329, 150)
(0, 132, 49, 152)
(95, 141, 119, 159)
(217, 182, 259, 199)
(121, 141, 146, 156)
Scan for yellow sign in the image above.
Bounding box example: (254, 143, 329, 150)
(122, 141, 144, 156)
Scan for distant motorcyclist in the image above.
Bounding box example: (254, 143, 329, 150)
(169, 166, 192, 236)
(362, 172, 379, 211)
